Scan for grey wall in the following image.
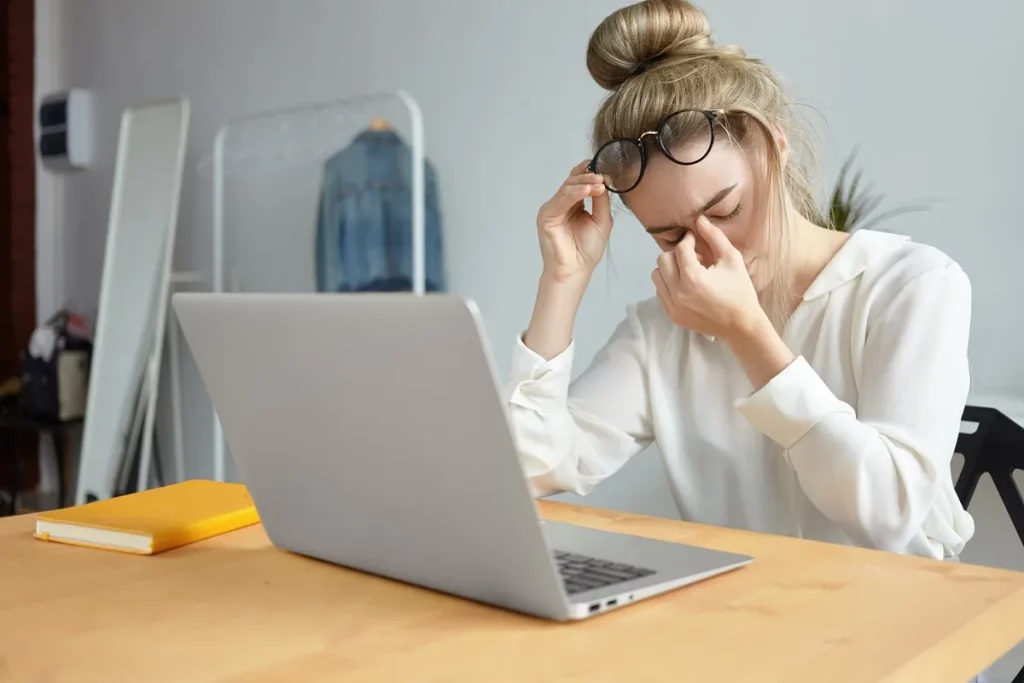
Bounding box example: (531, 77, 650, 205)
(35, 0, 1024, 677)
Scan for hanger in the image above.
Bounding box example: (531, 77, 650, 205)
(369, 118, 392, 131)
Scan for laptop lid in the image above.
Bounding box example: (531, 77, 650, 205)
(173, 292, 571, 619)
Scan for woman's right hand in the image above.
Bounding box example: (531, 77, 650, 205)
(535, 160, 613, 285)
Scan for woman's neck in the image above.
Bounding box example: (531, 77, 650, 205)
(786, 212, 850, 307)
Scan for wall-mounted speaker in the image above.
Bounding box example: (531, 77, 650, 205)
(38, 88, 93, 172)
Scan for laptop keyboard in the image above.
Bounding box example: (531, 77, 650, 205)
(554, 550, 656, 595)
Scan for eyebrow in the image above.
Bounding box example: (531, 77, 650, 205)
(646, 183, 739, 234)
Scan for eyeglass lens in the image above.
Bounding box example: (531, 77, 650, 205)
(593, 110, 714, 193)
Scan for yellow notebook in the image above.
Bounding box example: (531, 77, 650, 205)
(34, 480, 260, 555)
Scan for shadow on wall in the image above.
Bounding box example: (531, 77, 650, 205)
(551, 447, 680, 520)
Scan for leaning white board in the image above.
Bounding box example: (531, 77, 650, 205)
(74, 98, 190, 504)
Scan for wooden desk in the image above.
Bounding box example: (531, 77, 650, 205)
(1, 502, 1022, 683)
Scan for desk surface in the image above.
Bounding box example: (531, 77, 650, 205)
(1, 502, 1022, 683)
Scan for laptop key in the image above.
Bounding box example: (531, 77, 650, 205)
(561, 553, 591, 563)
(553, 549, 656, 594)
(607, 562, 638, 572)
(584, 567, 641, 582)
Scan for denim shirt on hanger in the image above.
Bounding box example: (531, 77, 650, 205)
(315, 129, 446, 293)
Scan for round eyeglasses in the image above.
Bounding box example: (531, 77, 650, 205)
(588, 109, 723, 194)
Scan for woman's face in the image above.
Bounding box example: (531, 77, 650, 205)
(624, 138, 771, 289)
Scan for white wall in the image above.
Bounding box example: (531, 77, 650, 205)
(34, 1, 1024, 676)
(34, 0, 63, 323)
(33, 0, 67, 495)
(37, 0, 1024, 463)
(38, 0, 666, 484)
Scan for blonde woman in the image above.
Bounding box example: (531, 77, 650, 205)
(509, 0, 974, 566)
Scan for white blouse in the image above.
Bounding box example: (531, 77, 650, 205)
(506, 229, 975, 560)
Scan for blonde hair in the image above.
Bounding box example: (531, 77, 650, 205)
(587, 0, 826, 329)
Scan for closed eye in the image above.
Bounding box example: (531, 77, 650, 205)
(712, 203, 742, 222)
(666, 230, 688, 246)
(654, 203, 742, 246)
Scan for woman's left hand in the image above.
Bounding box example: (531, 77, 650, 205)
(652, 216, 765, 340)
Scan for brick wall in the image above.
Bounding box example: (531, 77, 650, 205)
(1, 0, 38, 490)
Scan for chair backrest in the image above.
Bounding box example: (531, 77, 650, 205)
(955, 405, 1024, 548)
(955, 406, 1000, 507)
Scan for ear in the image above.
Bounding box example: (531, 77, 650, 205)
(772, 124, 790, 169)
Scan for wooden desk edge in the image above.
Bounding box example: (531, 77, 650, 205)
(2, 500, 1023, 683)
(883, 583, 1024, 682)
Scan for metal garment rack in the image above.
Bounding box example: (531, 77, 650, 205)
(206, 90, 427, 483)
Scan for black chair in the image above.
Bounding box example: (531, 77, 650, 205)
(954, 405, 1024, 683)
(956, 406, 1024, 547)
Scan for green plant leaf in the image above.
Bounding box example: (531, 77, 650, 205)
(828, 149, 932, 233)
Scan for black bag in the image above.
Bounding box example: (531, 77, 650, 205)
(19, 311, 92, 422)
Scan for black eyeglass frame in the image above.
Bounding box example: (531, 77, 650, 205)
(588, 108, 725, 194)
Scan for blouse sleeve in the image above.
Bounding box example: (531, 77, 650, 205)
(735, 264, 972, 554)
(505, 304, 655, 497)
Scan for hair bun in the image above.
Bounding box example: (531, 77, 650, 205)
(587, 0, 718, 90)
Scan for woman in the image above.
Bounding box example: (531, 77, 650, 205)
(508, 0, 974, 562)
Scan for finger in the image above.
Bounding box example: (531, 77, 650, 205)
(591, 184, 613, 232)
(564, 172, 607, 187)
(651, 268, 670, 303)
(571, 159, 592, 176)
(673, 231, 702, 276)
(656, 249, 678, 286)
(693, 215, 740, 264)
(544, 183, 594, 215)
(538, 194, 585, 226)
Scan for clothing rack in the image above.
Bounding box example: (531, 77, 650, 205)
(205, 90, 427, 483)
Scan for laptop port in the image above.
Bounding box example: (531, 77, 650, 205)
(606, 599, 618, 607)
(589, 603, 601, 614)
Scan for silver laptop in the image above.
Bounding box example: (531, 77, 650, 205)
(172, 292, 752, 620)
